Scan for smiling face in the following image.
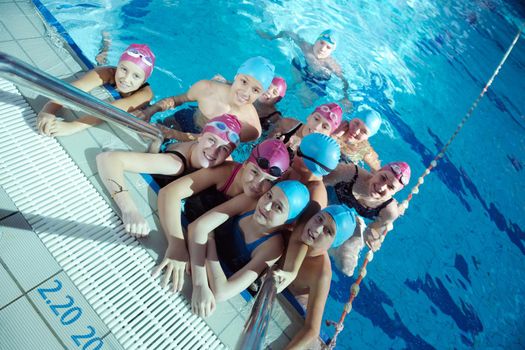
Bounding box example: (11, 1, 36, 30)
(257, 83, 281, 105)
(368, 168, 404, 200)
(114, 60, 146, 94)
(231, 74, 264, 106)
(300, 211, 336, 251)
(304, 112, 333, 136)
(253, 186, 289, 228)
(313, 39, 335, 60)
(345, 118, 369, 144)
(241, 162, 278, 198)
(194, 132, 233, 168)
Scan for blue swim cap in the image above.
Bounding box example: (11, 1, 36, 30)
(237, 56, 275, 91)
(323, 205, 356, 248)
(298, 133, 341, 177)
(274, 180, 310, 223)
(358, 109, 382, 137)
(317, 29, 338, 46)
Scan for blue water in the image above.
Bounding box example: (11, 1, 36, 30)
(38, 0, 525, 348)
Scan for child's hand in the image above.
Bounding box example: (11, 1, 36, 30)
(121, 208, 150, 237)
(272, 269, 297, 293)
(37, 111, 57, 136)
(191, 285, 216, 317)
(151, 243, 189, 292)
(364, 227, 383, 252)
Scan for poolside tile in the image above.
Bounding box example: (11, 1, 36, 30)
(86, 122, 132, 151)
(0, 264, 22, 309)
(0, 185, 18, 220)
(27, 272, 110, 350)
(17, 37, 73, 78)
(15, 1, 46, 36)
(0, 212, 61, 291)
(205, 298, 241, 335)
(0, 297, 63, 350)
(272, 296, 303, 339)
(138, 212, 167, 263)
(0, 2, 41, 40)
(217, 314, 245, 348)
(0, 21, 14, 42)
(0, 40, 33, 65)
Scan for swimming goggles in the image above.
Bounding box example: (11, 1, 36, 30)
(296, 147, 332, 173)
(254, 146, 283, 177)
(317, 105, 338, 121)
(206, 121, 240, 145)
(126, 48, 154, 66)
(389, 163, 408, 186)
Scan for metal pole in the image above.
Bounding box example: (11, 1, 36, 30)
(0, 51, 163, 153)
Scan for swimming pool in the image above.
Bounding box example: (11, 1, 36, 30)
(37, 0, 525, 348)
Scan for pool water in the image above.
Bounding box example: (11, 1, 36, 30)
(38, 0, 525, 348)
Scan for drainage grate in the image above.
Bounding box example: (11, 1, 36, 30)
(0, 78, 226, 350)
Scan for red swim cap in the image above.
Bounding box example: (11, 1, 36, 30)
(248, 139, 289, 178)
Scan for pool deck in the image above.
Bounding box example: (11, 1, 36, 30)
(0, 1, 303, 349)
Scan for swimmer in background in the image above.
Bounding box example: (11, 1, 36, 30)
(37, 44, 155, 136)
(255, 76, 288, 131)
(336, 108, 383, 171)
(258, 29, 351, 108)
(211, 75, 288, 132)
(138, 56, 275, 142)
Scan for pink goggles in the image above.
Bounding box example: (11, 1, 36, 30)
(202, 120, 241, 147)
(119, 44, 156, 80)
(383, 162, 411, 186)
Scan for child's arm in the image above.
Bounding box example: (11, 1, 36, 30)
(363, 146, 381, 171)
(96, 151, 185, 237)
(323, 162, 357, 186)
(364, 201, 398, 251)
(188, 194, 256, 317)
(153, 164, 233, 292)
(206, 234, 283, 301)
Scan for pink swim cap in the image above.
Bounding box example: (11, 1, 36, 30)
(272, 77, 287, 99)
(119, 44, 156, 80)
(314, 102, 343, 133)
(202, 114, 242, 149)
(381, 161, 411, 186)
(248, 139, 290, 178)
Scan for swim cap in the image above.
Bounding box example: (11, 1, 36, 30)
(119, 44, 156, 80)
(202, 114, 242, 149)
(248, 139, 289, 178)
(314, 103, 343, 132)
(381, 161, 411, 186)
(237, 56, 275, 91)
(272, 77, 287, 99)
(298, 133, 340, 177)
(274, 180, 310, 223)
(323, 205, 356, 248)
(317, 29, 338, 46)
(358, 109, 382, 137)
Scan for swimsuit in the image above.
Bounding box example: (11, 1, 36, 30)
(151, 150, 196, 189)
(333, 163, 392, 220)
(156, 105, 201, 134)
(292, 57, 330, 97)
(182, 163, 243, 227)
(260, 110, 282, 131)
(215, 210, 281, 272)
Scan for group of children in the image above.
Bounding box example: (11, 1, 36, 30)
(36, 30, 411, 349)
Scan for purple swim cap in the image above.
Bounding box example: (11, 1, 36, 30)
(248, 139, 290, 178)
(272, 77, 287, 99)
(314, 102, 343, 132)
(119, 44, 156, 80)
(202, 114, 242, 149)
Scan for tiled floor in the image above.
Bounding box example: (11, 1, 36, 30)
(0, 0, 302, 349)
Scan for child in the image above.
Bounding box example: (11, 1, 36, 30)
(254, 76, 287, 131)
(37, 43, 155, 136)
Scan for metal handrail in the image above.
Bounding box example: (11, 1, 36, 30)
(235, 268, 277, 350)
(0, 51, 163, 152)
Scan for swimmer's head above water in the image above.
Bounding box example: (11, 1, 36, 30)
(300, 204, 356, 250)
(314, 29, 337, 59)
(304, 102, 343, 136)
(195, 114, 242, 168)
(344, 109, 383, 144)
(116, 44, 155, 93)
(232, 57, 275, 106)
(242, 139, 290, 198)
(258, 76, 287, 104)
(296, 133, 340, 177)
